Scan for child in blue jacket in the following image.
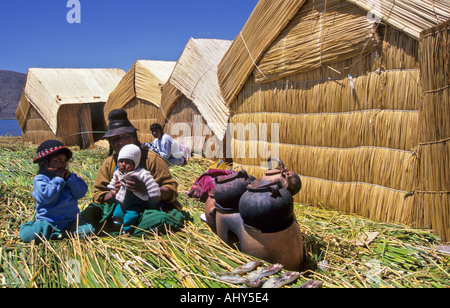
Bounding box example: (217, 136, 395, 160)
(19, 140, 94, 243)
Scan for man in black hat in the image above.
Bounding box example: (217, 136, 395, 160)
(81, 109, 186, 235)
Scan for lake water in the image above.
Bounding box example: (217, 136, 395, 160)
(0, 119, 22, 136)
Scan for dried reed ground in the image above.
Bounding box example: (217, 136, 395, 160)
(0, 136, 449, 288)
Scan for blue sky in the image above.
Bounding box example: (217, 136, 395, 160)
(0, 0, 258, 74)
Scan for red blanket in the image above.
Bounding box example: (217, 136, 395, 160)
(186, 169, 236, 202)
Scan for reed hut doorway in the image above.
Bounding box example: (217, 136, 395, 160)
(89, 103, 106, 143)
(77, 103, 107, 149)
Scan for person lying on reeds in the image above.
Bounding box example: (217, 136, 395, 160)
(19, 140, 94, 243)
(81, 109, 188, 236)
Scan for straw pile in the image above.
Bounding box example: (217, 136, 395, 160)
(0, 137, 251, 288)
(1, 137, 449, 288)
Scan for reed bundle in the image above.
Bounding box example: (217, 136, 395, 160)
(159, 83, 215, 152)
(58, 104, 95, 148)
(161, 39, 231, 141)
(346, 0, 450, 40)
(231, 109, 419, 151)
(232, 69, 421, 115)
(1, 137, 449, 288)
(381, 28, 419, 69)
(218, 0, 306, 105)
(162, 96, 210, 139)
(416, 21, 450, 241)
(233, 161, 415, 225)
(417, 140, 449, 192)
(297, 204, 450, 288)
(15, 92, 30, 130)
(20, 106, 55, 145)
(420, 88, 450, 142)
(298, 176, 415, 224)
(159, 82, 183, 126)
(254, 0, 380, 83)
(122, 100, 160, 143)
(105, 61, 176, 143)
(104, 67, 136, 113)
(105, 60, 176, 116)
(232, 139, 417, 192)
(419, 21, 450, 142)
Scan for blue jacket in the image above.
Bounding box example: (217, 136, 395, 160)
(32, 173, 88, 229)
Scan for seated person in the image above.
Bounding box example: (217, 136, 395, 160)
(82, 109, 187, 236)
(20, 140, 93, 243)
(149, 123, 186, 166)
(108, 144, 161, 233)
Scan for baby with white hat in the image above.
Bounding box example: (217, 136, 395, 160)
(107, 144, 161, 233)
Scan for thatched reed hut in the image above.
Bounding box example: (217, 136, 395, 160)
(158, 38, 232, 157)
(16, 68, 125, 148)
(105, 60, 176, 143)
(218, 0, 450, 241)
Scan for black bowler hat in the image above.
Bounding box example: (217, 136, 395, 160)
(103, 109, 137, 139)
(33, 140, 72, 164)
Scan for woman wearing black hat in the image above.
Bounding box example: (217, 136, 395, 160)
(19, 140, 94, 243)
(82, 109, 186, 235)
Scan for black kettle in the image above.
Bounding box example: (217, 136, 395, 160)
(213, 169, 255, 211)
(238, 180, 294, 233)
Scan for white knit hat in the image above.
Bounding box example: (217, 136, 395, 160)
(118, 144, 141, 169)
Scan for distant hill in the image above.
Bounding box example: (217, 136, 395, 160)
(0, 70, 26, 119)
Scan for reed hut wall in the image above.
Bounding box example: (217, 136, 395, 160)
(416, 21, 450, 241)
(19, 105, 56, 144)
(105, 60, 176, 143)
(18, 100, 106, 149)
(159, 79, 223, 159)
(115, 97, 160, 143)
(219, 0, 450, 241)
(162, 94, 209, 139)
(158, 38, 232, 158)
(160, 92, 219, 157)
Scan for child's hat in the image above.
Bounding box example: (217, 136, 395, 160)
(118, 144, 141, 169)
(34, 140, 72, 164)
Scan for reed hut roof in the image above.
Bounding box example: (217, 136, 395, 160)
(16, 68, 125, 135)
(163, 38, 232, 140)
(218, 0, 450, 105)
(105, 60, 176, 114)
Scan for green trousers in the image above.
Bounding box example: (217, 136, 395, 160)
(80, 202, 189, 236)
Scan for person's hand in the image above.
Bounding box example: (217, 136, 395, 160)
(160, 186, 173, 202)
(114, 179, 121, 191)
(105, 180, 120, 204)
(125, 176, 147, 194)
(55, 168, 71, 180)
